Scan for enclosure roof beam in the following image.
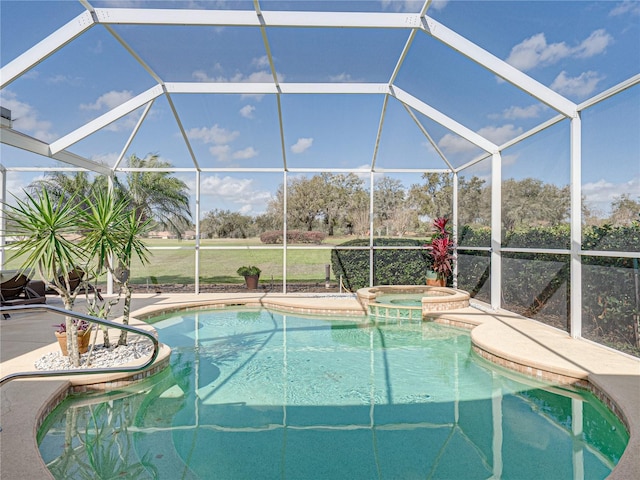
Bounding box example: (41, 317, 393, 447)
(49, 85, 164, 154)
(94, 8, 421, 29)
(165, 82, 388, 95)
(402, 103, 455, 171)
(113, 100, 154, 171)
(421, 16, 577, 118)
(165, 89, 200, 170)
(577, 73, 640, 111)
(0, 11, 95, 89)
(0, 128, 111, 175)
(94, 8, 260, 26)
(370, 95, 390, 171)
(391, 86, 498, 153)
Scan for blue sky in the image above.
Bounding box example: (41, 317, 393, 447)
(1, 0, 638, 217)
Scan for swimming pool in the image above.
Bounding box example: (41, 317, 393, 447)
(38, 308, 628, 479)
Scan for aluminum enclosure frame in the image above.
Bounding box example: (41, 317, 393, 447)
(2, 2, 639, 343)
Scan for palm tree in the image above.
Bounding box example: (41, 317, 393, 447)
(31, 154, 192, 238)
(29, 171, 95, 211)
(122, 154, 192, 238)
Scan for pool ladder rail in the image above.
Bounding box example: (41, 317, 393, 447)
(0, 304, 160, 387)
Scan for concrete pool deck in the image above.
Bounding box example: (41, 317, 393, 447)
(1, 292, 639, 479)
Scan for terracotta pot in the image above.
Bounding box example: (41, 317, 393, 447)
(55, 329, 92, 356)
(426, 272, 446, 287)
(244, 274, 260, 290)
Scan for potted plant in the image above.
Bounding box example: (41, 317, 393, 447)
(237, 266, 261, 290)
(425, 217, 454, 287)
(53, 320, 92, 356)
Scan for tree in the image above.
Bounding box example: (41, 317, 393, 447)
(386, 205, 419, 237)
(266, 174, 368, 235)
(502, 178, 569, 231)
(458, 176, 490, 227)
(200, 209, 255, 238)
(283, 176, 324, 231)
(407, 173, 453, 221)
(30, 155, 192, 238)
(318, 173, 366, 236)
(29, 171, 96, 211)
(374, 177, 407, 235)
(609, 194, 640, 226)
(119, 154, 192, 237)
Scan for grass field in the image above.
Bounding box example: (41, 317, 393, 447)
(2, 236, 356, 286)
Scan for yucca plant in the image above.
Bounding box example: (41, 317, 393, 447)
(5, 187, 153, 362)
(82, 189, 151, 346)
(4, 189, 88, 364)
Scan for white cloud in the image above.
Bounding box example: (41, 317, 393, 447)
(0, 90, 55, 141)
(477, 124, 523, 145)
(6, 172, 31, 198)
(252, 56, 270, 68)
(192, 69, 279, 84)
(430, 0, 449, 11)
(438, 133, 477, 154)
(187, 124, 255, 162)
(238, 70, 275, 83)
(574, 29, 614, 58)
(329, 73, 355, 82)
(239, 104, 255, 118)
(492, 104, 545, 120)
(209, 144, 231, 162)
(187, 124, 239, 145)
(291, 137, 313, 154)
(506, 33, 569, 71)
(79, 90, 134, 111)
(609, 1, 640, 16)
(438, 124, 522, 153)
(582, 176, 640, 212)
(191, 63, 282, 101)
(232, 147, 258, 160)
(506, 29, 612, 71)
(198, 174, 273, 214)
(550, 70, 604, 98)
(381, 0, 447, 12)
(89, 152, 119, 166)
(46, 74, 82, 86)
(192, 70, 216, 82)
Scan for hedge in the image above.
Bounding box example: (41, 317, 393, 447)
(459, 223, 639, 356)
(333, 223, 639, 356)
(330, 238, 435, 291)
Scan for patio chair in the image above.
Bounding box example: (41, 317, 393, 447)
(0, 269, 47, 318)
(45, 267, 103, 301)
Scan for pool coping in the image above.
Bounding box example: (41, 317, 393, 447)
(1, 292, 638, 480)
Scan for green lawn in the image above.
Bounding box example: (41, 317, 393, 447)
(2, 237, 353, 285)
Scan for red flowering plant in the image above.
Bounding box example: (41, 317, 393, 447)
(424, 216, 454, 283)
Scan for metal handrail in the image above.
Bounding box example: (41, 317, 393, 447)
(0, 304, 160, 386)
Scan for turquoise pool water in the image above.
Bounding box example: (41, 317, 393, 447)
(375, 293, 425, 306)
(38, 308, 628, 479)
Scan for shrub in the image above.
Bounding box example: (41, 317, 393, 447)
(260, 230, 326, 244)
(459, 223, 639, 356)
(331, 238, 431, 291)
